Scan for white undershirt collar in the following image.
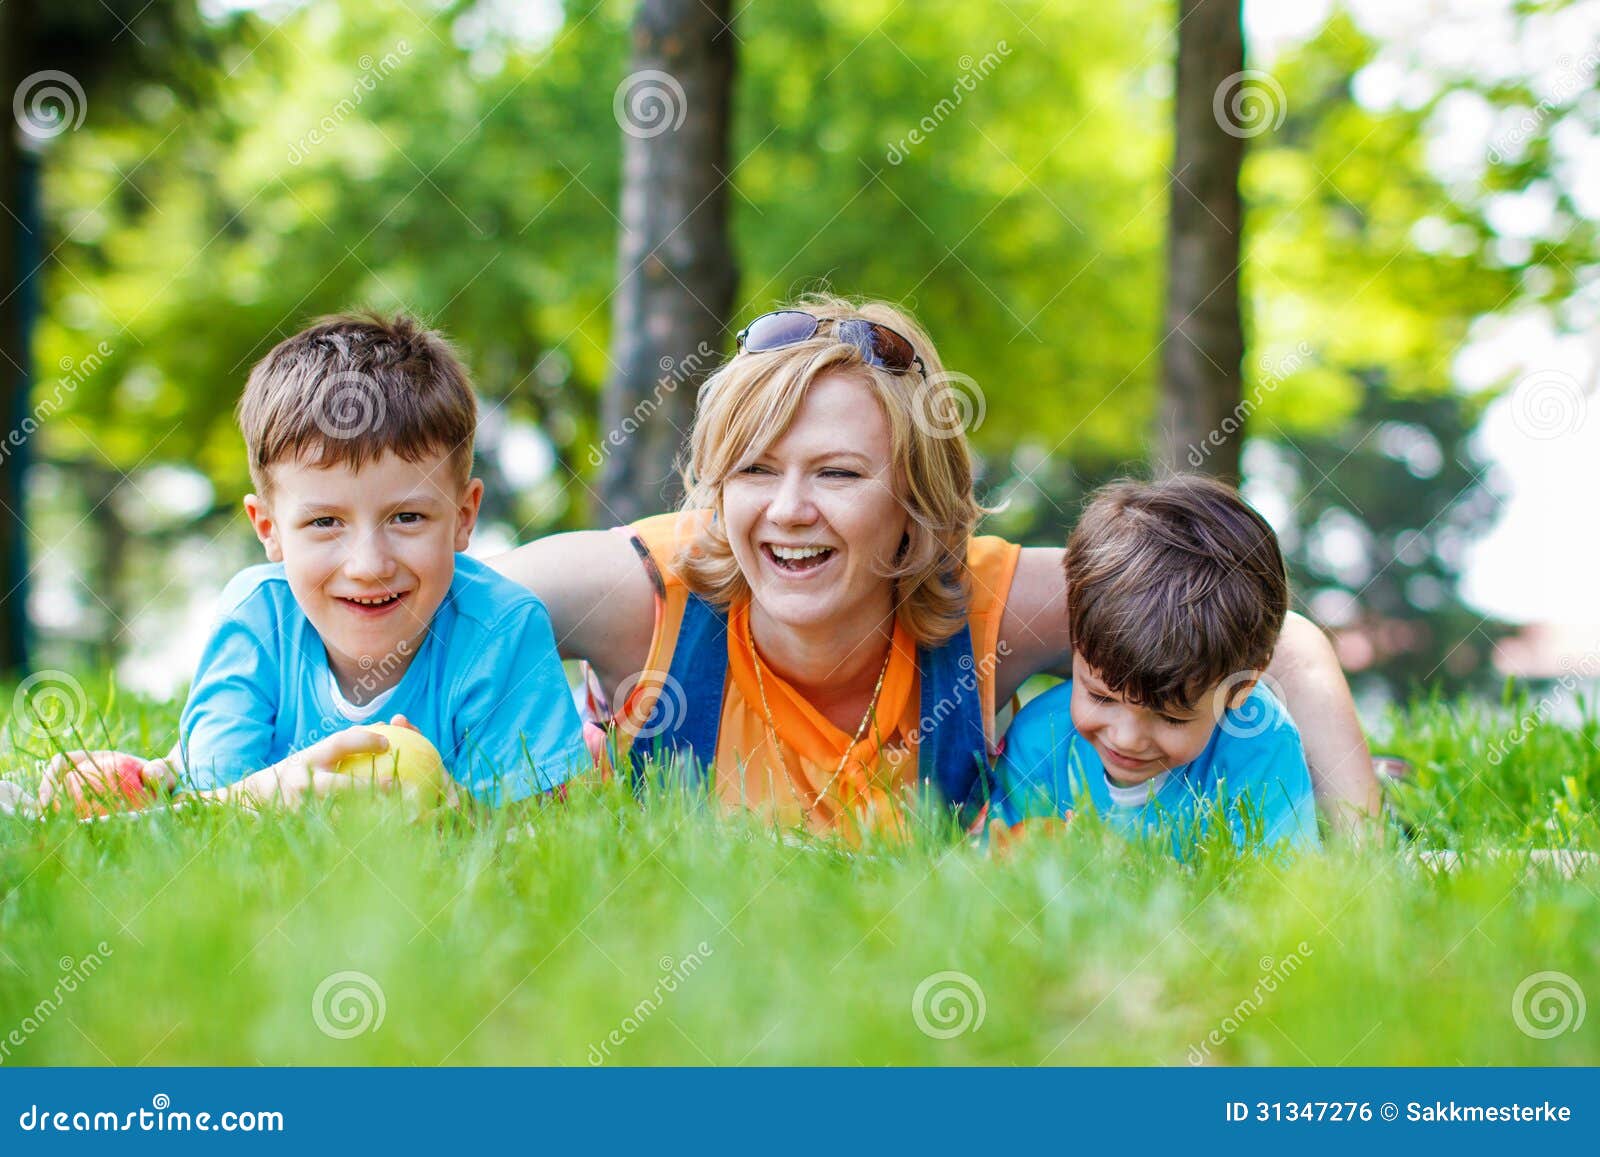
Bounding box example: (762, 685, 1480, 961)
(1103, 768, 1173, 807)
(328, 669, 398, 722)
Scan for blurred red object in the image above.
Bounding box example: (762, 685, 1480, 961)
(1372, 755, 1413, 781)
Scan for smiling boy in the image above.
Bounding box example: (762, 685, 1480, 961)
(47, 313, 589, 808)
(990, 476, 1320, 855)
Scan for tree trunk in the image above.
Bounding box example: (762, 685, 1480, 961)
(598, 0, 738, 523)
(82, 463, 130, 669)
(1156, 0, 1246, 482)
(0, 0, 36, 678)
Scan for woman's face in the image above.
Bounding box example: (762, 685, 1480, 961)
(721, 372, 910, 634)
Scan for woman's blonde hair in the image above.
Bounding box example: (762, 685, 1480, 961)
(677, 293, 986, 647)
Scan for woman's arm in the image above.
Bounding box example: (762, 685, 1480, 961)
(486, 530, 656, 701)
(994, 547, 1073, 704)
(1269, 612, 1383, 835)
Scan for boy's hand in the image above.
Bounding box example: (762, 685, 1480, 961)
(229, 727, 396, 808)
(385, 715, 461, 808)
(39, 750, 174, 815)
(0, 779, 38, 817)
(987, 812, 1075, 857)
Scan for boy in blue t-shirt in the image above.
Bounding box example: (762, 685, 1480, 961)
(45, 313, 589, 808)
(991, 476, 1319, 856)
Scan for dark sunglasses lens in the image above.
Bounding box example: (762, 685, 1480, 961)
(838, 318, 917, 372)
(742, 311, 820, 352)
(870, 325, 918, 371)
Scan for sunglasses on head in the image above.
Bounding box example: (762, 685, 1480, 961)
(735, 310, 926, 377)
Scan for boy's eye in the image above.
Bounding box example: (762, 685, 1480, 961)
(308, 516, 339, 529)
(393, 511, 424, 524)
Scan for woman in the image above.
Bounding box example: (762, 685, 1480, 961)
(493, 295, 1381, 834)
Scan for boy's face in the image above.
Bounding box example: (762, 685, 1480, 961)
(1068, 653, 1253, 785)
(243, 449, 483, 692)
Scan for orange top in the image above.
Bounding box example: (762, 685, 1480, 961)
(591, 509, 1022, 833)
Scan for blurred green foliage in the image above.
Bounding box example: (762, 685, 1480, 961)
(19, 0, 1592, 692)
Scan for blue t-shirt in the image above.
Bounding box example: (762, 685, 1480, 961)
(175, 554, 591, 805)
(992, 681, 1319, 856)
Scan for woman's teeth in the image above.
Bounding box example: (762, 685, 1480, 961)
(765, 544, 834, 571)
(770, 545, 830, 561)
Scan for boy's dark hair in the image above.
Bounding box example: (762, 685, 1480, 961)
(1065, 474, 1289, 711)
(237, 311, 477, 493)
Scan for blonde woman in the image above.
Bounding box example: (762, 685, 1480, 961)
(494, 296, 1381, 834)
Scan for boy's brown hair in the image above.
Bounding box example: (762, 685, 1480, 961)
(237, 311, 477, 494)
(1065, 474, 1289, 711)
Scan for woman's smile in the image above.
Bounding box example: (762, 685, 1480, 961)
(760, 542, 838, 577)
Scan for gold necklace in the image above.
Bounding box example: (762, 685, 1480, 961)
(748, 624, 894, 824)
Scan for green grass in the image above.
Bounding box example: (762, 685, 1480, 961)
(1, 686, 1597, 1066)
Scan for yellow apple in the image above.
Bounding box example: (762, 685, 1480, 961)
(333, 723, 451, 810)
